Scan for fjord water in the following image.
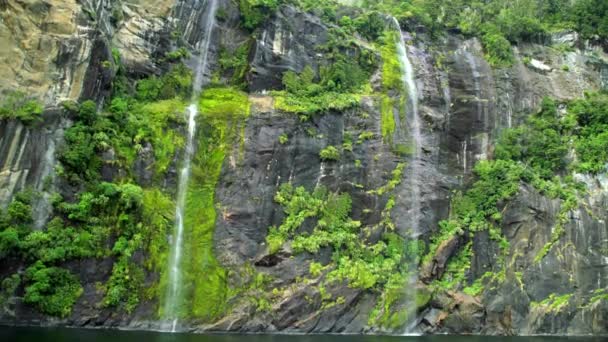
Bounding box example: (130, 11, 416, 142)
(163, 0, 218, 332)
(2, 327, 606, 342)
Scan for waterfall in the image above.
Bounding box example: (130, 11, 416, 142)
(164, 0, 218, 332)
(392, 18, 422, 234)
(391, 17, 422, 335)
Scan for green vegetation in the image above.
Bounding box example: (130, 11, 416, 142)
(135, 64, 192, 102)
(0, 49, 194, 317)
(532, 293, 573, 313)
(265, 161, 419, 329)
(164, 48, 190, 62)
(234, 0, 606, 69)
(23, 261, 83, 317)
(377, 30, 408, 148)
(218, 43, 251, 88)
(380, 95, 396, 142)
(0, 273, 20, 311)
(266, 184, 416, 289)
(427, 92, 608, 293)
(587, 288, 608, 306)
(0, 90, 44, 124)
(167, 86, 250, 320)
(238, 0, 280, 30)
(357, 131, 374, 144)
(271, 15, 378, 117)
(379, 31, 403, 92)
(357, 0, 606, 67)
(0, 194, 82, 317)
(319, 146, 341, 161)
(569, 93, 608, 173)
(273, 64, 367, 117)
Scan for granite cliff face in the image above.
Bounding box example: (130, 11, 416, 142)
(0, 0, 607, 336)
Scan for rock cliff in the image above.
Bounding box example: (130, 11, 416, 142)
(0, 0, 606, 336)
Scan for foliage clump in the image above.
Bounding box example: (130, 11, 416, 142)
(319, 146, 341, 161)
(265, 181, 420, 328)
(426, 92, 608, 295)
(23, 261, 83, 317)
(274, 64, 368, 116)
(0, 91, 44, 124)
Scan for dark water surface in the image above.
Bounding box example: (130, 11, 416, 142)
(0, 327, 606, 342)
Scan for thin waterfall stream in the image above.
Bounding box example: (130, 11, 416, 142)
(391, 17, 422, 334)
(164, 0, 218, 332)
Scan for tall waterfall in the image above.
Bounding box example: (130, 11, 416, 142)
(392, 18, 422, 234)
(164, 0, 218, 332)
(391, 17, 422, 334)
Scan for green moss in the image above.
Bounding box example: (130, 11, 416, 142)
(431, 242, 473, 291)
(368, 163, 405, 196)
(141, 189, 174, 302)
(532, 293, 573, 313)
(309, 262, 324, 277)
(415, 287, 432, 309)
(357, 131, 374, 144)
(173, 86, 250, 320)
(380, 95, 396, 142)
(136, 64, 193, 102)
(463, 272, 494, 296)
(279, 133, 289, 145)
(379, 31, 403, 92)
(134, 99, 187, 176)
(588, 288, 608, 306)
(265, 179, 419, 329)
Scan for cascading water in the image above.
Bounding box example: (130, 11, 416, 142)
(391, 17, 422, 334)
(163, 0, 218, 332)
(392, 18, 422, 234)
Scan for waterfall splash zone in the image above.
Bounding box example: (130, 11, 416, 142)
(163, 0, 218, 332)
(391, 17, 422, 335)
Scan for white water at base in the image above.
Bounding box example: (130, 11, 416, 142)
(163, 0, 218, 332)
(391, 17, 422, 335)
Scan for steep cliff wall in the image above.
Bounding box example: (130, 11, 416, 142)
(0, 0, 606, 336)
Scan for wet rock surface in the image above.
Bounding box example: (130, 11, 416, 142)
(0, 0, 607, 336)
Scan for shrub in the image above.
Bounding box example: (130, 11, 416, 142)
(164, 47, 190, 62)
(0, 228, 20, 259)
(319, 146, 341, 161)
(239, 0, 279, 30)
(136, 64, 192, 101)
(78, 100, 98, 124)
(0, 91, 43, 124)
(273, 55, 369, 115)
(218, 43, 250, 88)
(23, 261, 83, 317)
(353, 11, 385, 41)
(481, 30, 513, 67)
